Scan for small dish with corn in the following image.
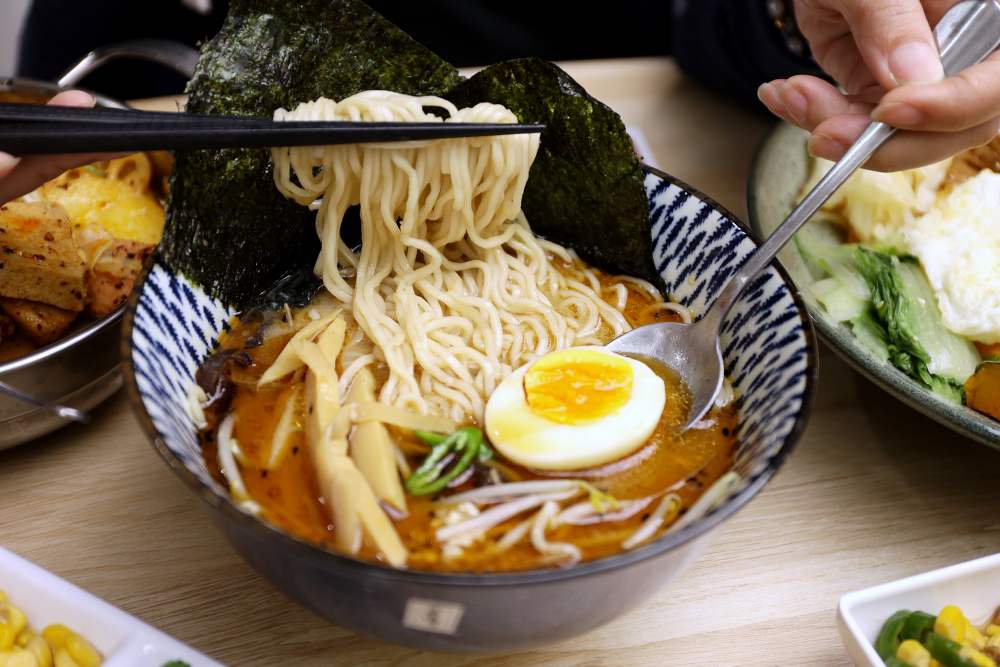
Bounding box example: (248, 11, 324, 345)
(0, 591, 102, 667)
(0, 547, 219, 667)
(839, 553, 1000, 667)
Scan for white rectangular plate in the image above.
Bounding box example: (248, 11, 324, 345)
(838, 552, 1000, 666)
(0, 547, 222, 667)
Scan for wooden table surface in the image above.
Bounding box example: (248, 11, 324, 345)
(5, 57, 1000, 667)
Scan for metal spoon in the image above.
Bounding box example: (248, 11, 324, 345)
(607, 0, 1000, 430)
(0, 379, 90, 423)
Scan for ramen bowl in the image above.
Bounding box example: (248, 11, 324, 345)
(123, 166, 816, 651)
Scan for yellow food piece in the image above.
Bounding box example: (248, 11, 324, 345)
(898, 639, 932, 667)
(988, 624, 1000, 637)
(14, 630, 32, 649)
(969, 625, 989, 649)
(524, 348, 634, 424)
(52, 649, 77, 667)
(966, 363, 1000, 421)
(0, 624, 14, 651)
(959, 646, 996, 667)
(0, 648, 39, 667)
(39, 627, 69, 650)
(38, 154, 164, 245)
(63, 635, 99, 667)
(24, 637, 51, 667)
(937, 605, 971, 643)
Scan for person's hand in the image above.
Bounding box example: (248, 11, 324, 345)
(0, 90, 115, 204)
(757, 0, 1000, 171)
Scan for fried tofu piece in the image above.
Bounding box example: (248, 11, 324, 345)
(86, 240, 154, 318)
(0, 201, 86, 312)
(0, 332, 37, 363)
(0, 297, 78, 346)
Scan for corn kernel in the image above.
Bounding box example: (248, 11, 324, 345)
(0, 593, 7, 603)
(14, 630, 33, 649)
(0, 623, 15, 651)
(52, 649, 77, 667)
(988, 625, 1000, 638)
(0, 648, 39, 667)
(959, 646, 997, 667)
(937, 605, 971, 643)
(898, 639, 932, 667)
(970, 626, 989, 649)
(63, 636, 99, 667)
(3, 609, 26, 639)
(39, 627, 69, 651)
(930, 660, 943, 667)
(25, 638, 51, 667)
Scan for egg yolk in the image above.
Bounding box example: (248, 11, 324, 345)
(523, 349, 634, 425)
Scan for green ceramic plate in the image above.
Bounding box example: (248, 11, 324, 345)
(747, 122, 1000, 449)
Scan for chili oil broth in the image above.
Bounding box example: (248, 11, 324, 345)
(200, 271, 738, 572)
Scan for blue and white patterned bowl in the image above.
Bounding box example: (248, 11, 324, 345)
(122, 166, 817, 651)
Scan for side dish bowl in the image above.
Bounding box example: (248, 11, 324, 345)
(0, 546, 220, 665)
(838, 553, 1000, 667)
(123, 167, 817, 651)
(748, 122, 1000, 450)
(0, 41, 197, 449)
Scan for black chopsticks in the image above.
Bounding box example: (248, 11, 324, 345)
(0, 103, 544, 154)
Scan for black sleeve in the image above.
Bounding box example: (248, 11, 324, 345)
(670, 0, 826, 111)
(17, 0, 226, 100)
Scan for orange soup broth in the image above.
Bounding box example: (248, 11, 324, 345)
(200, 273, 738, 572)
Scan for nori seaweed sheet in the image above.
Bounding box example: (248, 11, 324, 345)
(447, 59, 655, 284)
(161, 0, 463, 305)
(163, 2, 655, 306)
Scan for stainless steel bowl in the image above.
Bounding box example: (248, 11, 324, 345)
(0, 40, 198, 449)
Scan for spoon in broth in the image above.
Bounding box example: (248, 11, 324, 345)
(607, 0, 1000, 430)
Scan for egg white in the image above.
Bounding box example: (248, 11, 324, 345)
(483, 349, 667, 471)
(905, 170, 1000, 344)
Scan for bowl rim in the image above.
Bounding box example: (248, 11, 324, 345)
(121, 164, 818, 586)
(746, 122, 1000, 450)
(0, 304, 124, 376)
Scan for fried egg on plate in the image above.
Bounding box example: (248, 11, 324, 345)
(905, 170, 1000, 344)
(484, 347, 666, 471)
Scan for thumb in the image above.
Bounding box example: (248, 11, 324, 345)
(841, 0, 944, 87)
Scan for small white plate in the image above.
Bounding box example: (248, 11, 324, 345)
(0, 547, 222, 667)
(838, 552, 1000, 666)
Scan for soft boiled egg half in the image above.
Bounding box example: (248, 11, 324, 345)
(484, 347, 666, 471)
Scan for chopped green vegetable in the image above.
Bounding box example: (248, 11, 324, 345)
(406, 427, 485, 496)
(925, 631, 983, 667)
(884, 658, 916, 667)
(447, 58, 655, 284)
(876, 609, 913, 660)
(161, 661, 191, 667)
(82, 164, 107, 178)
(901, 611, 937, 643)
(854, 247, 977, 403)
(162, 0, 463, 306)
(414, 430, 448, 446)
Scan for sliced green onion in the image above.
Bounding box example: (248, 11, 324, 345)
(406, 427, 484, 496)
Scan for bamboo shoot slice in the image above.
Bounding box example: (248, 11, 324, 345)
(266, 385, 301, 470)
(314, 437, 362, 554)
(257, 310, 341, 386)
(336, 457, 408, 567)
(346, 368, 406, 511)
